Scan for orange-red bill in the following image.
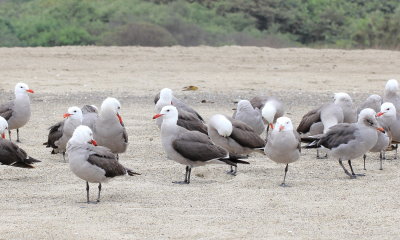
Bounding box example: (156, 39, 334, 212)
(377, 127, 385, 133)
(26, 89, 34, 93)
(1, 133, 5, 139)
(376, 112, 384, 117)
(153, 113, 164, 119)
(279, 125, 285, 131)
(117, 113, 123, 124)
(91, 139, 97, 146)
(269, 123, 274, 130)
(63, 113, 72, 118)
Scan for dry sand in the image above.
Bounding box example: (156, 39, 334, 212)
(0, 46, 400, 239)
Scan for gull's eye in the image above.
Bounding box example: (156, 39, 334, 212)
(73, 110, 77, 113)
(387, 108, 390, 111)
(167, 109, 170, 112)
(20, 86, 23, 88)
(367, 119, 374, 126)
(118, 106, 121, 109)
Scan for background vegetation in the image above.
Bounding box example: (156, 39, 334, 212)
(0, 0, 399, 48)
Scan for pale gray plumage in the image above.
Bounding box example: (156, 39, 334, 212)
(233, 100, 265, 135)
(265, 117, 300, 186)
(357, 94, 382, 114)
(0, 83, 34, 142)
(154, 106, 248, 184)
(383, 79, 400, 116)
(249, 96, 285, 130)
(82, 105, 98, 130)
(93, 98, 128, 155)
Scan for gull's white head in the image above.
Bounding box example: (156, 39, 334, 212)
(209, 114, 233, 137)
(262, 101, 277, 124)
(69, 125, 97, 146)
(274, 117, 293, 132)
(358, 108, 384, 133)
(237, 100, 253, 112)
(377, 102, 396, 118)
(64, 106, 83, 121)
(334, 92, 352, 105)
(153, 105, 178, 123)
(385, 79, 399, 93)
(14, 82, 34, 95)
(101, 97, 123, 124)
(0, 116, 8, 139)
(159, 88, 173, 103)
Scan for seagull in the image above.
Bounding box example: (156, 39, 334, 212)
(376, 102, 400, 159)
(0, 83, 34, 142)
(44, 106, 83, 161)
(383, 79, 400, 115)
(249, 96, 285, 133)
(153, 106, 249, 184)
(306, 108, 384, 179)
(81, 105, 98, 130)
(67, 125, 139, 203)
(155, 88, 207, 134)
(264, 117, 301, 186)
(93, 97, 128, 159)
(208, 114, 265, 175)
(0, 116, 41, 168)
(233, 100, 265, 135)
(357, 94, 382, 115)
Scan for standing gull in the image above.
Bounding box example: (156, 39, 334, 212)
(383, 79, 400, 115)
(67, 125, 139, 203)
(233, 100, 265, 135)
(307, 108, 384, 178)
(264, 117, 301, 186)
(376, 102, 400, 159)
(93, 97, 128, 159)
(0, 83, 34, 142)
(44, 106, 83, 161)
(208, 114, 265, 174)
(153, 106, 249, 184)
(0, 116, 41, 168)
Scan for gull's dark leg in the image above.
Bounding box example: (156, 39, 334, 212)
(16, 128, 20, 143)
(339, 159, 354, 178)
(316, 149, 328, 159)
(97, 183, 102, 202)
(86, 181, 90, 203)
(8, 130, 11, 141)
(363, 154, 367, 170)
(173, 166, 190, 184)
(379, 151, 383, 170)
(227, 166, 237, 176)
(280, 164, 289, 187)
(395, 144, 398, 160)
(348, 160, 365, 177)
(382, 151, 386, 160)
(116, 154, 119, 161)
(266, 124, 270, 134)
(62, 152, 66, 162)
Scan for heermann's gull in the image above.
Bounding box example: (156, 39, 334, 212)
(383, 79, 400, 115)
(81, 105, 98, 130)
(153, 106, 249, 184)
(334, 92, 357, 123)
(357, 94, 382, 114)
(0, 117, 41, 168)
(233, 100, 265, 135)
(208, 114, 265, 174)
(93, 97, 128, 159)
(376, 102, 400, 159)
(155, 88, 207, 134)
(67, 125, 139, 203)
(0, 83, 34, 142)
(306, 108, 384, 178)
(264, 117, 301, 186)
(44, 106, 83, 161)
(249, 96, 285, 133)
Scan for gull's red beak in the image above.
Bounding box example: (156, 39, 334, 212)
(26, 89, 34, 93)
(117, 113, 123, 124)
(91, 139, 97, 146)
(63, 113, 72, 118)
(1, 133, 5, 139)
(269, 123, 274, 130)
(376, 112, 384, 117)
(153, 113, 164, 119)
(279, 125, 285, 132)
(377, 127, 385, 133)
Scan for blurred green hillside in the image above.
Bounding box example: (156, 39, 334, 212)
(0, 0, 399, 48)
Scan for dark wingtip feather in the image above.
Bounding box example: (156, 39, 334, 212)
(11, 162, 35, 168)
(127, 169, 141, 176)
(304, 140, 320, 149)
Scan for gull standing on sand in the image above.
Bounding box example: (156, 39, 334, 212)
(153, 106, 249, 184)
(208, 114, 265, 175)
(264, 117, 301, 186)
(93, 97, 128, 159)
(0, 83, 34, 142)
(306, 108, 384, 179)
(233, 100, 265, 135)
(376, 102, 400, 159)
(67, 126, 139, 203)
(44, 106, 83, 161)
(0, 116, 41, 168)
(155, 88, 207, 134)
(249, 96, 285, 133)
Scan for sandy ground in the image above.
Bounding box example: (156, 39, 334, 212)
(0, 46, 400, 239)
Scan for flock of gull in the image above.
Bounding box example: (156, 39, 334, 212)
(0, 80, 399, 203)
